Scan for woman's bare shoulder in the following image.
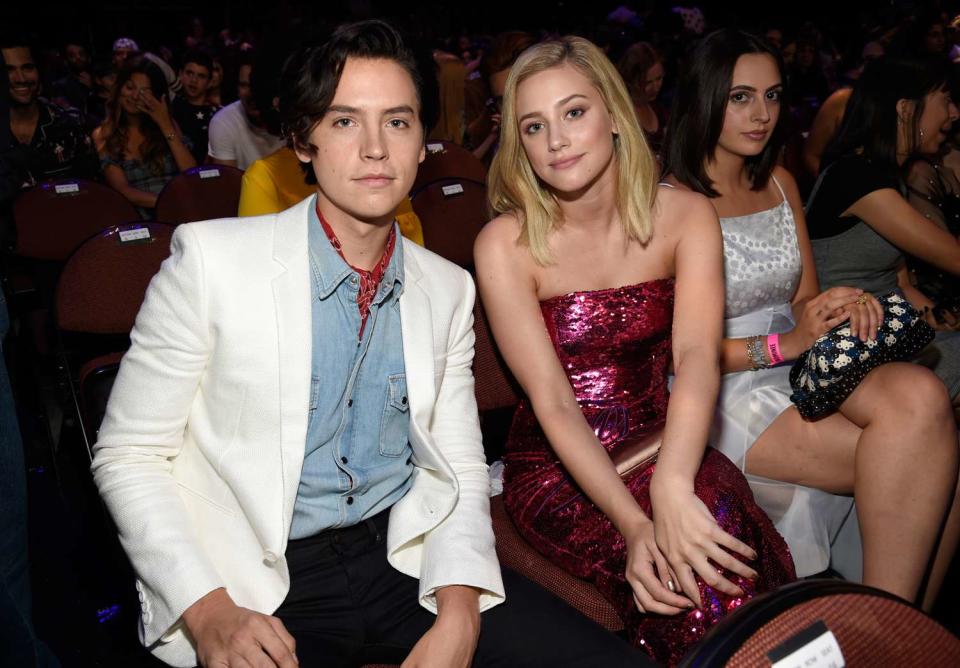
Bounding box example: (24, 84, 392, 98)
(654, 182, 718, 236)
(474, 212, 530, 268)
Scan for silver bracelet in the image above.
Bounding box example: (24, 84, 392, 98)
(746, 335, 769, 370)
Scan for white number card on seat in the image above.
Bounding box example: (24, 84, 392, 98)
(119, 228, 151, 243)
(55, 183, 80, 194)
(198, 168, 221, 179)
(441, 183, 464, 196)
(769, 621, 844, 668)
(426, 143, 444, 153)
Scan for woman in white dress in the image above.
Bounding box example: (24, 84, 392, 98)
(663, 28, 960, 612)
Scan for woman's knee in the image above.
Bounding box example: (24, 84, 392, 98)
(865, 363, 952, 423)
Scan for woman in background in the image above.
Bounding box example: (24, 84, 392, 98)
(93, 56, 195, 217)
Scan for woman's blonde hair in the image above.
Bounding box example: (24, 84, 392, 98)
(488, 36, 659, 265)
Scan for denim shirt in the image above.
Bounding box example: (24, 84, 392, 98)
(289, 202, 414, 539)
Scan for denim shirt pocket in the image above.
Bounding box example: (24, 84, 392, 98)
(380, 372, 409, 456)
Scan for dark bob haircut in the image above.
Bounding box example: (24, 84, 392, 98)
(279, 19, 423, 185)
(663, 29, 788, 197)
(823, 55, 950, 172)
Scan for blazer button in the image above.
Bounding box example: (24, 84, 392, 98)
(263, 550, 279, 564)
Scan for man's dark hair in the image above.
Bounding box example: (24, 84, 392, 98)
(280, 19, 423, 185)
(181, 48, 213, 74)
(251, 41, 289, 137)
(662, 29, 788, 198)
(0, 35, 37, 64)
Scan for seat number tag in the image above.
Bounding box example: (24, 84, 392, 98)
(119, 228, 152, 243)
(769, 621, 844, 668)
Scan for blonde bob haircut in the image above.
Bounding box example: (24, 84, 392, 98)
(488, 36, 659, 265)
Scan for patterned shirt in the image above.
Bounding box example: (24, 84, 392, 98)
(4, 98, 99, 189)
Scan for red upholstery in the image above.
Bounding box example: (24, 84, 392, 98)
(13, 178, 139, 260)
(472, 298, 520, 412)
(679, 580, 960, 667)
(490, 494, 625, 632)
(55, 223, 174, 334)
(411, 140, 486, 194)
(155, 164, 243, 224)
(410, 180, 487, 268)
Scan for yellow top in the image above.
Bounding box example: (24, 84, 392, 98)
(238, 147, 424, 246)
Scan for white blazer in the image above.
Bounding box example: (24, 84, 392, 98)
(91, 196, 505, 667)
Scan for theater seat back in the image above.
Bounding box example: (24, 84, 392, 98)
(155, 164, 243, 224)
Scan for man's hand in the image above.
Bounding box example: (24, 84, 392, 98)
(182, 588, 298, 668)
(401, 585, 480, 668)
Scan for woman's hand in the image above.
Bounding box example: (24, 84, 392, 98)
(649, 476, 758, 608)
(621, 517, 695, 615)
(783, 287, 875, 357)
(843, 291, 884, 341)
(137, 90, 175, 134)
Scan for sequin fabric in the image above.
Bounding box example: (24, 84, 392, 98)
(503, 279, 796, 666)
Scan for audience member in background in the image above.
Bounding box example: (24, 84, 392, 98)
(111, 37, 138, 70)
(664, 30, 960, 611)
(142, 51, 181, 100)
(50, 39, 94, 117)
(172, 49, 219, 163)
(802, 41, 884, 178)
(183, 16, 211, 51)
(466, 31, 535, 163)
(1, 40, 98, 189)
(93, 56, 195, 217)
(427, 47, 467, 144)
(87, 60, 115, 126)
(476, 35, 795, 666)
(788, 35, 830, 108)
(904, 70, 960, 319)
(206, 56, 223, 107)
(808, 56, 960, 406)
(617, 41, 667, 156)
(207, 51, 284, 169)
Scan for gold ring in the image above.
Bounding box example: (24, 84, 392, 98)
(667, 579, 676, 593)
(856, 294, 869, 305)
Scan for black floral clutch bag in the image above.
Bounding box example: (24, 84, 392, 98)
(788, 291, 935, 420)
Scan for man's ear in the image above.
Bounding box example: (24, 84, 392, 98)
(292, 137, 313, 164)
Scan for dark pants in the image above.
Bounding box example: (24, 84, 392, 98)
(275, 508, 652, 668)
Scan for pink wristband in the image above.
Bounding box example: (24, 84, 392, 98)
(766, 333, 784, 365)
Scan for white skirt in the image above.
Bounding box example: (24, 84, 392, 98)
(712, 303, 860, 578)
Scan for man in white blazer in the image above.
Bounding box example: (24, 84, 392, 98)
(92, 18, 644, 668)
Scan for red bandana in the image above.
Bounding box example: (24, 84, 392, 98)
(316, 203, 397, 339)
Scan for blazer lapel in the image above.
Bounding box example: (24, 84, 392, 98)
(271, 197, 314, 547)
(399, 244, 441, 469)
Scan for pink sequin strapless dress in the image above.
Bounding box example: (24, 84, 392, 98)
(503, 279, 795, 666)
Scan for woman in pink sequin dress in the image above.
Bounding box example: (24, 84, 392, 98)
(474, 37, 795, 666)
